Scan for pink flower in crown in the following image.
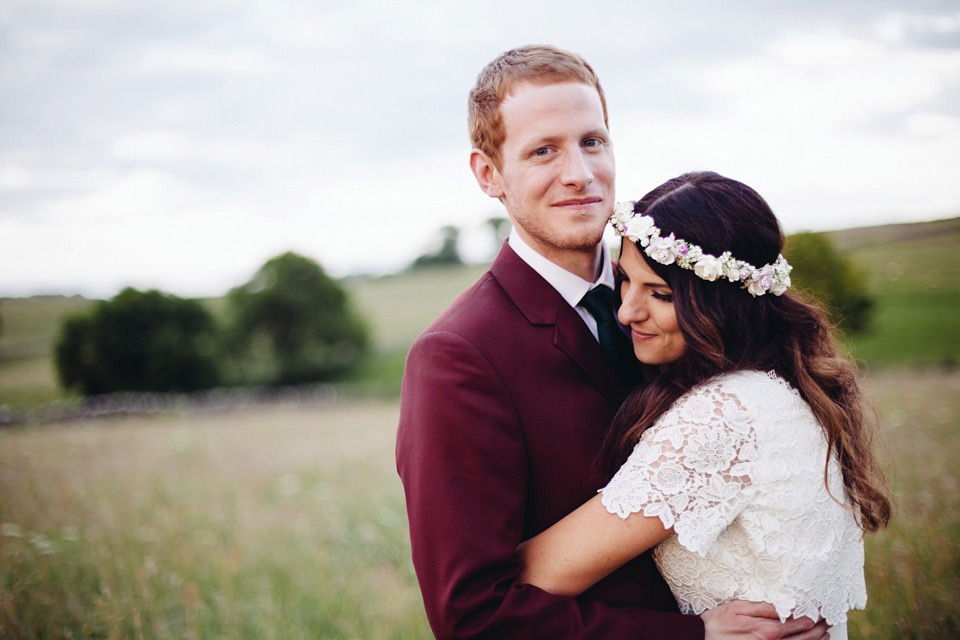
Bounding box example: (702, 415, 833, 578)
(646, 233, 678, 265)
(747, 265, 774, 296)
(730, 266, 751, 283)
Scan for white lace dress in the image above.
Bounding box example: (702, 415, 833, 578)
(600, 370, 866, 639)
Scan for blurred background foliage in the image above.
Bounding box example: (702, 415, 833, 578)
(51, 252, 369, 396)
(26, 222, 897, 400)
(784, 231, 873, 333)
(221, 252, 369, 387)
(55, 288, 220, 396)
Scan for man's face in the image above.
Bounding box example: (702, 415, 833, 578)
(488, 82, 615, 266)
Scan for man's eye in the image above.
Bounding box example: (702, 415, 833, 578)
(534, 147, 550, 156)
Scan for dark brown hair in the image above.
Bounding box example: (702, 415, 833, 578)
(606, 171, 891, 532)
(467, 45, 608, 170)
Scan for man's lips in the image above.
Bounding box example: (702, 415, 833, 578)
(553, 197, 602, 207)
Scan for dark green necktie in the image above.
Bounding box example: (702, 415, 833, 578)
(580, 285, 635, 378)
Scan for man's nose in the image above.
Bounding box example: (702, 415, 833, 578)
(560, 149, 593, 189)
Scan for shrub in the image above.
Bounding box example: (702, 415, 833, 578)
(784, 232, 873, 332)
(55, 288, 220, 395)
(223, 252, 368, 386)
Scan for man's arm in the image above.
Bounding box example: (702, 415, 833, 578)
(396, 331, 704, 639)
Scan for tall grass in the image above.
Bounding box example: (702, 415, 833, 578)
(852, 369, 960, 637)
(1, 369, 958, 638)
(0, 400, 430, 639)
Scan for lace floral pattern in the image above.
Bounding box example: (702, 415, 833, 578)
(600, 370, 867, 625)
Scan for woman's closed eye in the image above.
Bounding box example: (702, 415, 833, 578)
(651, 290, 673, 302)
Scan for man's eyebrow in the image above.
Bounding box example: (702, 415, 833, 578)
(582, 128, 609, 139)
(519, 134, 563, 150)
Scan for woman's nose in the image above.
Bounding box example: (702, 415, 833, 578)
(618, 291, 647, 326)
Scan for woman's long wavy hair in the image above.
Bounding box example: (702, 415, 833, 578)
(604, 171, 891, 533)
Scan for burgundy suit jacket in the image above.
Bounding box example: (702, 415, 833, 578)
(396, 243, 705, 639)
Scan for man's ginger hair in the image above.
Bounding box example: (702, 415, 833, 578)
(468, 45, 608, 170)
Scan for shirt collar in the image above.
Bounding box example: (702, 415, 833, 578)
(508, 229, 615, 308)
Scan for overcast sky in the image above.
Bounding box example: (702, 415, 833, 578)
(1, 0, 958, 298)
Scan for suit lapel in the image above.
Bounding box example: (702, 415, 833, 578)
(553, 303, 629, 402)
(491, 243, 631, 404)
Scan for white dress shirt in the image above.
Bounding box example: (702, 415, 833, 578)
(508, 230, 615, 342)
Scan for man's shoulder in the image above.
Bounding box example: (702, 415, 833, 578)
(422, 269, 512, 337)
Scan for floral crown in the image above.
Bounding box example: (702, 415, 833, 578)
(610, 201, 792, 297)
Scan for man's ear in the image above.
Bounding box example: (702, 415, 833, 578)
(470, 149, 505, 199)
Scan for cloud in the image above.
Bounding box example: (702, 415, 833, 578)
(1, 0, 958, 297)
(904, 112, 960, 136)
(135, 44, 276, 75)
(701, 31, 960, 130)
(873, 8, 960, 46)
(610, 13, 960, 232)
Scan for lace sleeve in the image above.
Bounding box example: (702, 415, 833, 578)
(600, 380, 760, 556)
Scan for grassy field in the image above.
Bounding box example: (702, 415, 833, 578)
(1, 370, 957, 638)
(0, 297, 94, 410)
(0, 400, 430, 639)
(830, 217, 960, 367)
(0, 218, 958, 637)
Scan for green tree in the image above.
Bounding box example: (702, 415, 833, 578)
(224, 252, 368, 385)
(411, 225, 463, 268)
(55, 288, 220, 395)
(784, 232, 873, 332)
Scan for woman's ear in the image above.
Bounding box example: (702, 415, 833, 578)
(470, 149, 505, 199)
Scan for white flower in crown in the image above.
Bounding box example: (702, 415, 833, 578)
(609, 200, 793, 298)
(770, 256, 793, 295)
(612, 201, 636, 229)
(693, 254, 724, 281)
(624, 215, 656, 247)
(646, 234, 678, 265)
